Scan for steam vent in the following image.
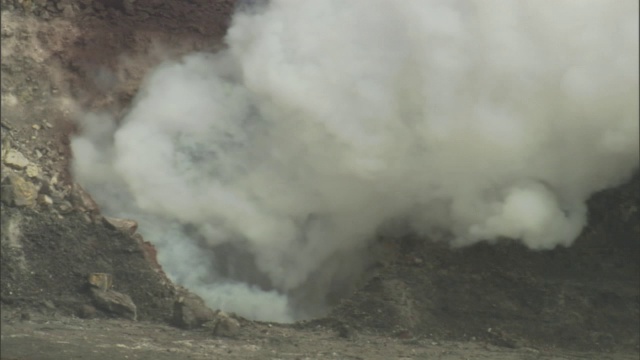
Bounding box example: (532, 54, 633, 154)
(1, 1, 638, 359)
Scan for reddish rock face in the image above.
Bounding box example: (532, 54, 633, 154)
(133, 233, 164, 275)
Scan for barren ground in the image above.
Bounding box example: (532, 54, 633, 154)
(1, 1, 639, 359)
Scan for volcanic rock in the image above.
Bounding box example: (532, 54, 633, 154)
(90, 288, 137, 321)
(70, 183, 100, 214)
(172, 293, 216, 329)
(25, 164, 40, 178)
(37, 194, 53, 206)
(58, 200, 73, 214)
(210, 311, 241, 338)
(4, 149, 30, 169)
(88, 273, 113, 291)
(1, 174, 39, 207)
(1, 137, 10, 159)
(103, 216, 138, 235)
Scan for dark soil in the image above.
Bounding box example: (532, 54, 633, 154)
(330, 173, 639, 352)
(0, 204, 177, 322)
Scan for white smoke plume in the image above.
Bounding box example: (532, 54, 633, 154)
(71, 0, 639, 322)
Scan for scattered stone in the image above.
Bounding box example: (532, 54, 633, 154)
(43, 120, 53, 128)
(90, 288, 137, 321)
(58, 200, 73, 213)
(486, 328, 519, 349)
(210, 311, 241, 338)
(82, 212, 93, 224)
(336, 323, 356, 339)
(1, 138, 9, 160)
(25, 163, 40, 178)
(37, 194, 53, 206)
(0, 119, 13, 130)
(1, 174, 39, 207)
(4, 149, 30, 169)
(411, 256, 423, 266)
(32, 124, 41, 130)
(70, 183, 100, 214)
(103, 216, 138, 235)
(37, 178, 54, 196)
(78, 304, 97, 319)
(88, 273, 113, 291)
(172, 293, 216, 329)
(42, 300, 56, 310)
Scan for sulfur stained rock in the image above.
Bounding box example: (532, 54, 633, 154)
(88, 273, 113, 291)
(1, 174, 38, 207)
(4, 149, 31, 169)
(25, 163, 40, 178)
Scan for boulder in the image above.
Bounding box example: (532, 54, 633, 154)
(90, 288, 137, 321)
(1, 174, 38, 207)
(172, 293, 216, 329)
(210, 311, 241, 337)
(103, 216, 138, 235)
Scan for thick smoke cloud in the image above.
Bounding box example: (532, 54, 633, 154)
(71, 0, 639, 322)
